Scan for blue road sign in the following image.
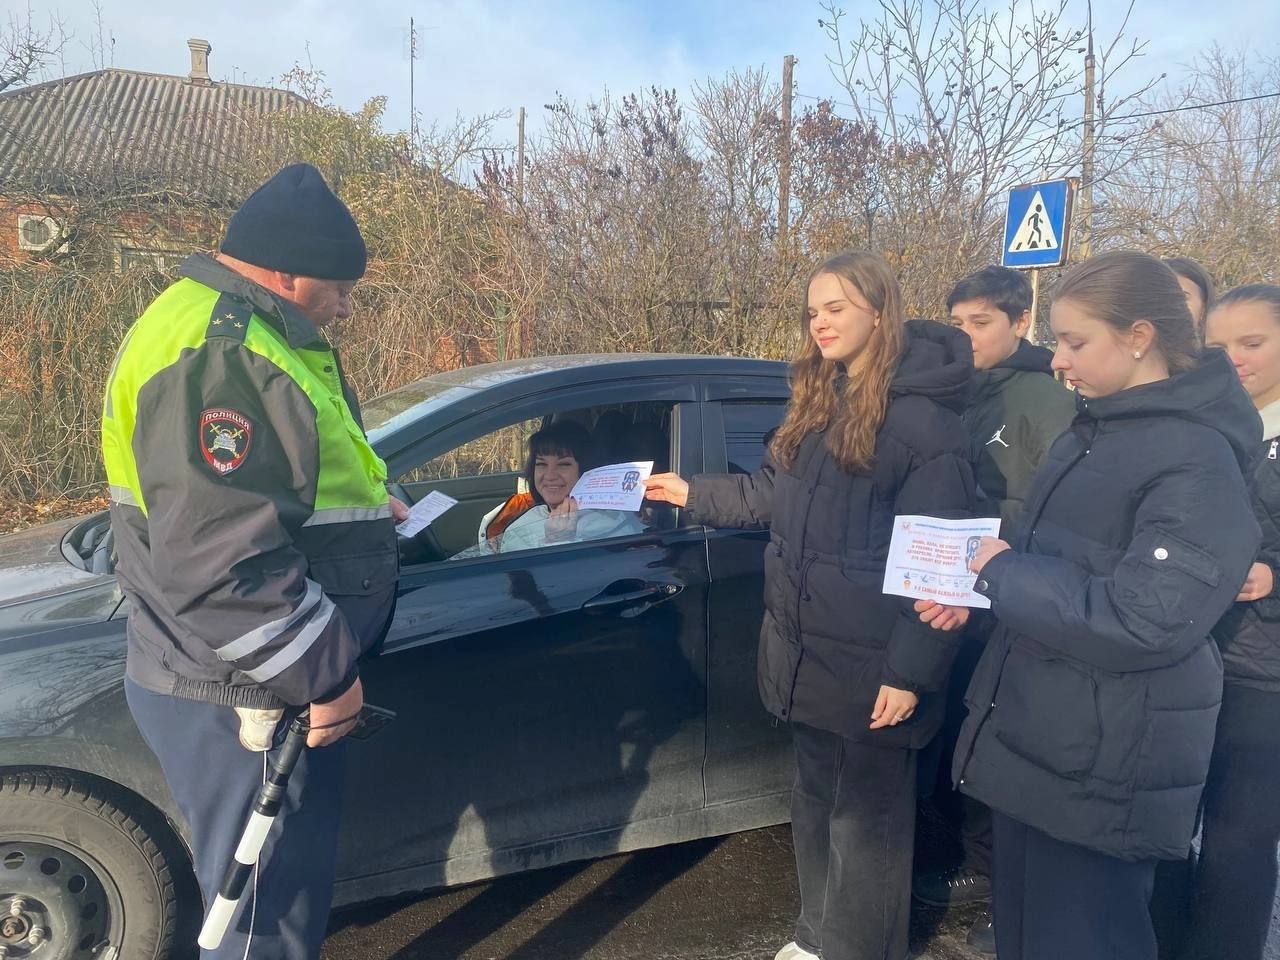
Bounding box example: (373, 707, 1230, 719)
(1001, 178, 1075, 269)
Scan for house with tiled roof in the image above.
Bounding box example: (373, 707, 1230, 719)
(0, 39, 305, 267)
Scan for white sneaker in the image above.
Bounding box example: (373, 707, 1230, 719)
(774, 943, 820, 960)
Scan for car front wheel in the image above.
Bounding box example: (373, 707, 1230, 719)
(0, 771, 185, 960)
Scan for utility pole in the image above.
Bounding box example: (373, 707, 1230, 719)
(778, 54, 796, 256)
(516, 106, 526, 203)
(1029, 269, 1042, 344)
(409, 18, 418, 157)
(511, 106, 527, 368)
(1079, 1, 1096, 259)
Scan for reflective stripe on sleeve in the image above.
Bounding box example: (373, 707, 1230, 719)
(109, 484, 139, 506)
(301, 503, 392, 527)
(214, 579, 323, 662)
(241, 594, 337, 683)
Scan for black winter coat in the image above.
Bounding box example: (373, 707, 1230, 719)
(954, 349, 1261, 861)
(967, 339, 1076, 528)
(1213, 415, 1280, 692)
(688, 320, 977, 749)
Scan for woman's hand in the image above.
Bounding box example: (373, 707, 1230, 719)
(870, 685, 920, 730)
(969, 537, 1011, 575)
(913, 600, 970, 631)
(643, 473, 689, 507)
(1238, 561, 1275, 602)
(545, 497, 580, 542)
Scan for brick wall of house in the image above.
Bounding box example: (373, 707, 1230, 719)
(0, 199, 225, 269)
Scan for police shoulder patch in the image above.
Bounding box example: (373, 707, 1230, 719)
(199, 408, 253, 475)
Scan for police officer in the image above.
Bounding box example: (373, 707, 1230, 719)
(102, 163, 403, 958)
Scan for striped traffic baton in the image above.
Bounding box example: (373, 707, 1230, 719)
(197, 713, 310, 950)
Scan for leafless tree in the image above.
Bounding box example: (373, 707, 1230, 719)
(0, 6, 66, 93)
(819, 0, 1161, 312)
(1099, 46, 1280, 288)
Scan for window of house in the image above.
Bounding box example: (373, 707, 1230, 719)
(119, 247, 187, 272)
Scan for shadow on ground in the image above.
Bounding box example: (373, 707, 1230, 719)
(323, 819, 989, 960)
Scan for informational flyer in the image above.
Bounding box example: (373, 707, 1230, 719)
(395, 490, 458, 538)
(882, 515, 1002, 608)
(569, 460, 654, 512)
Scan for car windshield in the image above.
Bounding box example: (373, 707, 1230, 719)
(361, 380, 468, 435)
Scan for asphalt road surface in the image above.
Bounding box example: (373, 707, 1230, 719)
(323, 814, 1280, 960)
(321, 816, 987, 960)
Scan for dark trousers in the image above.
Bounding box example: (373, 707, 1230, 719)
(1181, 682, 1280, 960)
(992, 810, 1157, 960)
(791, 722, 917, 960)
(920, 633, 993, 877)
(126, 679, 346, 959)
(959, 795, 994, 877)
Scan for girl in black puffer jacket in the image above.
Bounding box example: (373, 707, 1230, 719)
(918, 252, 1261, 960)
(1182, 284, 1280, 960)
(645, 251, 976, 960)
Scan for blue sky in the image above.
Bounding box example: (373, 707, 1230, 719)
(15, 0, 1280, 147)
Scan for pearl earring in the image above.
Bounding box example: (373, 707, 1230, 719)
(1133, 351, 1143, 360)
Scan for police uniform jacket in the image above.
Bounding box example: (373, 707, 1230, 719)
(102, 254, 399, 709)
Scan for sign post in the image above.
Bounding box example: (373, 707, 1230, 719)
(1001, 178, 1077, 343)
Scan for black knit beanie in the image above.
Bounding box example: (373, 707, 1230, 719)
(220, 163, 367, 280)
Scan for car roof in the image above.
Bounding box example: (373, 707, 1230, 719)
(410, 353, 787, 392)
(363, 353, 790, 448)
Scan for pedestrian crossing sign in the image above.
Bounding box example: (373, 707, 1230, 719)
(1001, 178, 1075, 269)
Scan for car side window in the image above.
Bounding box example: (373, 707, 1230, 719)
(396, 403, 683, 567)
(722, 401, 787, 475)
(400, 419, 539, 484)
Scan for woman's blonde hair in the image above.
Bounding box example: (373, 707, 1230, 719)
(770, 250, 906, 473)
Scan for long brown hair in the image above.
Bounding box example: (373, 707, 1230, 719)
(1054, 251, 1200, 375)
(770, 251, 906, 473)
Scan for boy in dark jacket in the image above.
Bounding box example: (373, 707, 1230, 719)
(913, 266, 1075, 954)
(951, 266, 1076, 525)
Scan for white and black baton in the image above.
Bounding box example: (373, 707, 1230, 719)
(198, 713, 311, 950)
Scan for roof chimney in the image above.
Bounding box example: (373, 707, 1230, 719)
(187, 38, 212, 84)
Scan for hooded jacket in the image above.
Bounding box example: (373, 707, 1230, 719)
(967, 339, 1076, 528)
(686, 320, 976, 748)
(954, 349, 1261, 861)
(1213, 397, 1280, 691)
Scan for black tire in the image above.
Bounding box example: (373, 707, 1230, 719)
(0, 770, 186, 960)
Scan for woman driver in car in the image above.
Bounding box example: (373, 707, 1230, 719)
(472, 420, 642, 553)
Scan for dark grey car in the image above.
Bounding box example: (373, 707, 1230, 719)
(0, 354, 794, 960)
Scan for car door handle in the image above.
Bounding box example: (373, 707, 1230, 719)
(582, 582, 682, 613)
